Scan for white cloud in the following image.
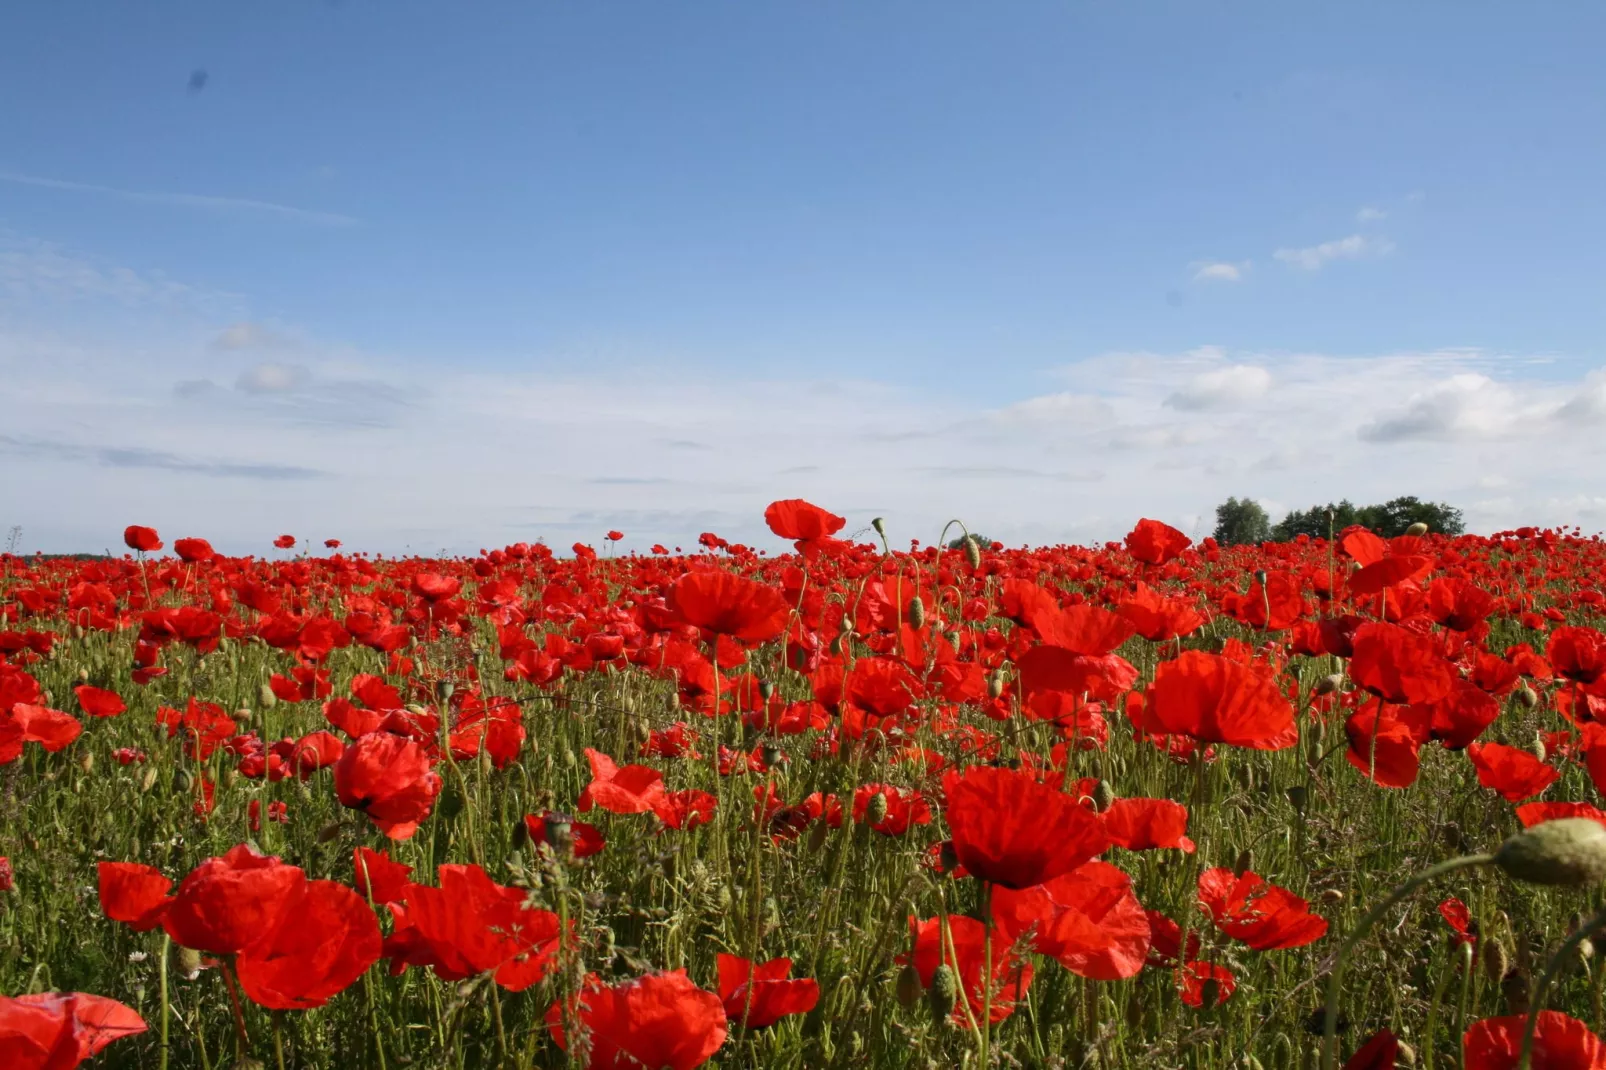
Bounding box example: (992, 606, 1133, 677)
(1273, 233, 1394, 271)
(1356, 206, 1387, 222)
(236, 362, 311, 395)
(1164, 364, 1272, 411)
(1191, 261, 1248, 283)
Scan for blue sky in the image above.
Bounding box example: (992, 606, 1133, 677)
(2, 3, 1604, 554)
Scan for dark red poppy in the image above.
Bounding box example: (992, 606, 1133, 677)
(1144, 650, 1297, 750)
(942, 765, 1109, 889)
(716, 955, 820, 1028)
(1549, 626, 1606, 688)
(0, 992, 146, 1069)
(898, 915, 1034, 1024)
(1462, 1010, 1606, 1069)
(97, 862, 173, 932)
(333, 732, 442, 840)
(122, 525, 162, 552)
(669, 571, 789, 643)
(235, 880, 382, 1010)
(1466, 742, 1559, 802)
(1123, 518, 1191, 565)
(1197, 867, 1328, 950)
(546, 971, 728, 1070)
(1345, 1028, 1401, 1070)
(991, 861, 1150, 979)
(161, 845, 306, 955)
(652, 790, 718, 831)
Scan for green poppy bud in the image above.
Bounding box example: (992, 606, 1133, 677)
(928, 964, 958, 1023)
(864, 791, 889, 828)
(1493, 818, 1606, 888)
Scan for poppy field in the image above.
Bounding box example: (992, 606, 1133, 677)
(6, 503, 1606, 1070)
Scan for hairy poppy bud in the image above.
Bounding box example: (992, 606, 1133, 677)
(1314, 673, 1344, 696)
(761, 743, 783, 769)
(1494, 818, 1606, 887)
(908, 596, 926, 631)
(77, 667, 89, 682)
(1515, 685, 1538, 709)
(1396, 1039, 1417, 1067)
(987, 670, 1005, 700)
(865, 791, 889, 828)
(1233, 848, 1253, 878)
(758, 679, 774, 701)
(1530, 733, 1548, 763)
(234, 707, 252, 724)
(1318, 888, 1344, 905)
(140, 766, 159, 793)
(1092, 779, 1116, 813)
(257, 682, 277, 709)
(928, 964, 958, 1023)
(963, 536, 982, 570)
(1405, 521, 1430, 536)
(895, 963, 922, 1009)
(806, 819, 830, 853)
(79, 751, 94, 774)
(176, 945, 205, 980)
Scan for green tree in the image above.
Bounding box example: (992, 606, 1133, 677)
(1212, 497, 1271, 546)
(1270, 495, 1465, 540)
(1271, 500, 1362, 541)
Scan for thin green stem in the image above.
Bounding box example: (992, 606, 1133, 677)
(1518, 907, 1606, 1070)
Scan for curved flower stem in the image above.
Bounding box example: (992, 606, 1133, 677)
(1320, 853, 1494, 1070)
(1518, 906, 1606, 1070)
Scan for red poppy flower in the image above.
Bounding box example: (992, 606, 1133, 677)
(235, 880, 382, 1010)
(1118, 583, 1205, 642)
(97, 862, 173, 932)
(172, 537, 214, 563)
(161, 845, 307, 955)
(1516, 801, 1606, 831)
(1, 704, 82, 763)
(1466, 742, 1559, 802)
(0, 992, 146, 1069)
(333, 732, 442, 840)
(898, 915, 1034, 1024)
(1349, 554, 1435, 595)
(1177, 961, 1236, 1008)
(578, 748, 667, 814)
(668, 572, 789, 643)
(524, 811, 608, 856)
(716, 955, 820, 1029)
(1462, 1010, 1606, 1069)
(1549, 626, 1606, 688)
(942, 765, 1109, 889)
(1124, 518, 1191, 565)
(1349, 622, 1454, 705)
(72, 685, 124, 719)
(273, 534, 296, 549)
(387, 864, 564, 991)
(1101, 797, 1195, 852)
(991, 861, 1150, 979)
(852, 784, 933, 836)
(0, 856, 11, 893)
(1438, 898, 1476, 945)
(1345, 700, 1432, 788)
(1345, 1028, 1401, 1070)
(1426, 681, 1502, 750)
(1197, 867, 1328, 950)
(606, 530, 625, 541)
(352, 847, 412, 905)
(652, 790, 718, 831)
(122, 525, 162, 552)
(546, 971, 728, 1070)
(1145, 650, 1297, 750)
(764, 499, 846, 542)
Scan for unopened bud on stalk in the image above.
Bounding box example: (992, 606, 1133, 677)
(908, 597, 926, 631)
(758, 680, 774, 701)
(1405, 522, 1430, 536)
(79, 751, 94, 774)
(544, 814, 575, 855)
(77, 668, 89, 682)
(1092, 780, 1116, 813)
(987, 670, 1005, 700)
(173, 769, 194, 793)
(1253, 569, 1268, 587)
(234, 707, 252, 724)
(1318, 888, 1344, 906)
(963, 536, 982, 570)
(257, 682, 277, 709)
(1493, 818, 1606, 887)
(871, 517, 886, 537)
(1515, 686, 1539, 709)
(927, 964, 958, 1023)
(1530, 733, 1548, 763)
(1314, 674, 1344, 696)
(1396, 1039, 1418, 1067)
(318, 821, 343, 844)
(895, 963, 922, 1009)
(806, 818, 830, 853)
(140, 766, 159, 793)
(865, 791, 890, 828)
(1233, 848, 1253, 878)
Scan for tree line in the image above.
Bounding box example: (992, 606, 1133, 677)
(1212, 495, 1465, 547)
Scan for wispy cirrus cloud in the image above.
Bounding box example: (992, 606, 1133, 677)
(0, 170, 357, 226)
(1273, 233, 1393, 271)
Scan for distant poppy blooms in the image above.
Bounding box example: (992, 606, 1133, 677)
(1462, 1010, 1606, 1069)
(606, 530, 625, 541)
(1438, 898, 1477, 945)
(388, 864, 564, 991)
(123, 526, 162, 552)
(1101, 797, 1195, 852)
(1145, 650, 1297, 750)
(546, 970, 728, 1070)
(273, 535, 296, 549)
(1178, 961, 1236, 1008)
(942, 765, 1110, 889)
(716, 955, 820, 1029)
(578, 748, 666, 815)
(524, 811, 607, 857)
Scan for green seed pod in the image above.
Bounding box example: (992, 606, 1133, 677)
(257, 681, 277, 709)
(1493, 819, 1606, 888)
(895, 963, 922, 1009)
(864, 791, 890, 828)
(758, 679, 774, 701)
(1092, 780, 1116, 814)
(908, 596, 926, 631)
(927, 964, 958, 1024)
(871, 517, 886, 537)
(1405, 521, 1430, 536)
(1514, 686, 1539, 709)
(173, 768, 194, 794)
